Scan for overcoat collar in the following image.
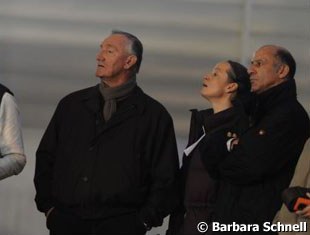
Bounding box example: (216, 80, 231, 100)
(252, 78, 297, 123)
(257, 78, 297, 111)
(80, 84, 146, 136)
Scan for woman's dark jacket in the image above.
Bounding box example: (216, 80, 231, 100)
(167, 106, 249, 235)
(34, 85, 180, 228)
(200, 79, 310, 233)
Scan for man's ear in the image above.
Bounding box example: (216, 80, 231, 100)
(277, 64, 290, 79)
(225, 82, 238, 94)
(124, 55, 137, 70)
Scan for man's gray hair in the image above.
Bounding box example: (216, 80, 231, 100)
(111, 30, 143, 73)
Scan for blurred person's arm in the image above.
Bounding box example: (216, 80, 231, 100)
(0, 93, 26, 180)
(296, 192, 310, 219)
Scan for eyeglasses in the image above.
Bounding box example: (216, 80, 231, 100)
(250, 59, 268, 68)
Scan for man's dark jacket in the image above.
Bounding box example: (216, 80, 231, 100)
(200, 79, 310, 234)
(34, 85, 179, 228)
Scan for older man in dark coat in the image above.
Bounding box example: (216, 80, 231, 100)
(200, 45, 310, 234)
(34, 30, 179, 235)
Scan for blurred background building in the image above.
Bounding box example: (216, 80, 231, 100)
(0, 0, 309, 234)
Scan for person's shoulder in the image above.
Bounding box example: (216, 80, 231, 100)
(0, 84, 14, 105)
(294, 100, 309, 119)
(263, 99, 309, 134)
(139, 89, 170, 115)
(271, 98, 308, 120)
(141, 92, 163, 107)
(0, 83, 13, 96)
(59, 85, 98, 105)
(198, 108, 213, 116)
(186, 108, 212, 121)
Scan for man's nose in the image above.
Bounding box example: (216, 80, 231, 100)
(96, 53, 100, 61)
(96, 52, 104, 61)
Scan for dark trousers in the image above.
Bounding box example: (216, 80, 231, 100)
(47, 208, 147, 235)
(180, 207, 212, 235)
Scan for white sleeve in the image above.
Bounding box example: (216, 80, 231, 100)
(0, 92, 26, 180)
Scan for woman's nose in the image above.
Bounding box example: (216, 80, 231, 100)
(203, 74, 210, 80)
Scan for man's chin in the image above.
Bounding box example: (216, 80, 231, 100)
(96, 72, 108, 79)
(97, 77, 111, 85)
(95, 71, 103, 77)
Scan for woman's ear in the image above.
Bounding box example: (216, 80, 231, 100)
(124, 55, 137, 70)
(225, 82, 238, 94)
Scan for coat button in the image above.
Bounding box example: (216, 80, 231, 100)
(82, 176, 88, 182)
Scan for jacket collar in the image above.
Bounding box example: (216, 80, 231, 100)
(80, 84, 146, 139)
(80, 84, 146, 116)
(256, 78, 297, 111)
(80, 84, 102, 115)
(251, 78, 297, 124)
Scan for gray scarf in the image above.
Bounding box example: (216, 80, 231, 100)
(99, 77, 137, 121)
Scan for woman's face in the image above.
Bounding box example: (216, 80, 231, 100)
(200, 62, 234, 100)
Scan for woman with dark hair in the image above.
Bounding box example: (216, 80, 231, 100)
(167, 60, 252, 235)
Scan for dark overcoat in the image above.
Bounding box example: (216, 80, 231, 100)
(200, 79, 310, 234)
(34, 85, 179, 228)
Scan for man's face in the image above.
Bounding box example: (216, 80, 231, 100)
(248, 46, 283, 94)
(96, 34, 131, 82)
(201, 62, 233, 99)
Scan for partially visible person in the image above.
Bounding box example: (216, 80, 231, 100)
(34, 30, 179, 235)
(199, 45, 310, 234)
(295, 192, 310, 218)
(167, 60, 252, 235)
(274, 140, 310, 235)
(0, 83, 26, 180)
